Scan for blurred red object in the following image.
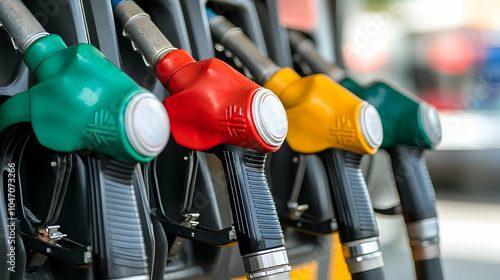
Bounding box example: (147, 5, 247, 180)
(419, 86, 464, 110)
(277, 0, 318, 31)
(427, 33, 474, 75)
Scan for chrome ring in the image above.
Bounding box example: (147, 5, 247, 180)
(419, 103, 442, 145)
(358, 103, 383, 149)
(124, 93, 169, 157)
(251, 89, 287, 147)
(242, 247, 289, 273)
(22, 32, 49, 53)
(343, 237, 382, 258)
(407, 218, 439, 240)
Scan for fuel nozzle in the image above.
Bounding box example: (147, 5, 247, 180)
(114, 1, 287, 152)
(263, 68, 382, 155)
(288, 30, 443, 280)
(356, 84, 442, 149)
(287, 30, 441, 149)
(0, 0, 170, 279)
(0, 31, 169, 163)
(354, 83, 443, 280)
(0, 0, 169, 163)
(208, 11, 386, 279)
(113, 2, 291, 279)
(263, 66, 385, 280)
(155, 49, 290, 279)
(208, 10, 382, 155)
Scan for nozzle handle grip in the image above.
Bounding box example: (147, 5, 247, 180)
(212, 144, 285, 255)
(318, 149, 379, 242)
(88, 154, 149, 279)
(388, 145, 443, 279)
(415, 258, 443, 280)
(388, 145, 437, 223)
(352, 267, 385, 280)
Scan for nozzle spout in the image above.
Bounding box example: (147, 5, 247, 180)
(0, 0, 48, 53)
(113, 0, 177, 68)
(207, 10, 280, 85)
(287, 30, 345, 82)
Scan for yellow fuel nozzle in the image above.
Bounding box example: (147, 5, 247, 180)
(264, 68, 382, 155)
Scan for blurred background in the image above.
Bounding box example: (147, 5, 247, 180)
(279, 0, 500, 279)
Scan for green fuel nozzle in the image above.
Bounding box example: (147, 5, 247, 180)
(288, 30, 442, 150)
(341, 79, 442, 150)
(0, 0, 169, 163)
(288, 30, 444, 280)
(0, 1, 170, 279)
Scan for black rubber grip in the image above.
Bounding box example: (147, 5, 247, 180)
(387, 145, 437, 223)
(211, 144, 285, 255)
(151, 217, 168, 280)
(87, 154, 149, 279)
(415, 258, 443, 280)
(318, 149, 379, 243)
(352, 267, 385, 280)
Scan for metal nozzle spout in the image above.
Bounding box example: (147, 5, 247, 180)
(287, 30, 346, 82)
(208, 13, 281, 85)
(0, 0, 48, 53)
(113, 0, 177, 69)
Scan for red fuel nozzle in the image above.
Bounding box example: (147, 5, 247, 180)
(156, 49, 286, 154)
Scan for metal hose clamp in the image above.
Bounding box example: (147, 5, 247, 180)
(242, 247, 292, 279)
(343, 237, 384, 273)
(407, 218, 441, 261)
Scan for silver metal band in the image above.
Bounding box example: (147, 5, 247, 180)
(342, 237, 384, 273)
(342, 237, 381, 258)
(407, 218, 439, 241)
(247, 265, 292, 279)
(22, 32, 49, 53)
(407, 218, 441, 261)
(345, 251, 384, 274)
(410, 235, 440, 248)
(242, 247, 290, 273)
(243, 247, 291, 279)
